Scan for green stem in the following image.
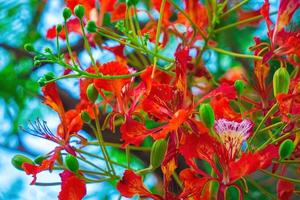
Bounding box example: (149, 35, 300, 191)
(87, 141, 151, 151)
(76, 148, 128, 169)
(260, 169, 300, 184)
(216, 11, 277, 33)
(270, 128, 300, 144)
(246, 177, 276, 200)
(220, 0, 249, 18)
(79, 19, 96, 66)
(35, 182, 61, 186)
(63, 19, 78, 67)
(153, 0, 167, 68)
(249, 103, 278, 144)
(258, 122, 284, 133)
(208, 46, 262, 60)
(273, 160, 300, 164)
(93, 108, 116, 176)
(172, 172, 183, 189)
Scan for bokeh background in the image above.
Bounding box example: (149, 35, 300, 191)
(0, 0, 291, 199)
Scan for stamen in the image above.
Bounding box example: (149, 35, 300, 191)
(215, 119, 253, 160)
(20, 118, 56, 140)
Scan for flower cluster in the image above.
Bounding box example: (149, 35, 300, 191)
(12, 0, 300, 200)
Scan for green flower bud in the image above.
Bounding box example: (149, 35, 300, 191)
(34, 60, 41, 67)
(74, 4, 85, 19)
(63, 7, 72, 20)
(34, 155, 47, 165)
(86, 84, 98, 102)
(273, 68, 290, 97)
(279, 139, 294, 160)
(38, 77, 47, 87)
(11, 154, 34, 170)
(44, 72, 56, 81)
(199, 103, 215, 128)
(293, 54, 300, 63)
(86, 21, 97, 33)
(150, 139, 167, 169)
(126, 0, 139, 6)
(24, 43, 35, 52)
(44, 47, 52, 54)
(81, 111, 91, 123)
(234, 80, 245, 96)
(56, 24, 63, 33)
(65, 154, 79, 172)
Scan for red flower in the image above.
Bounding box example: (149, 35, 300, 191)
(21, 83, 86, 184)
(259, 0, 300, 61)
(117, 170, 162, 200)
(180, 119, 278, 196)
(58, 170, 86, 200)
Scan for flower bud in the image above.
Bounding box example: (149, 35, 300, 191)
(44, 47, 52, 54)
(234, 80, 245, 96)
(74, 5, 85, 19)
(65, 154, 79, 172)
(44, 72, 56, 81)
(81, 111, 91, 123)
(11, 154, 34, 170)
(63, 7, 72, 20)
(199, 103, 215, 128)
(38, 77, 47, 87)
(24, 43, 35, 52)
(279, 139, 294, 160)
(34, 60, 41, 67)
(126, 0, 139, 6)
(86, 21, 97, 33)
(56, 24, 63, 33)
(86, 84, 98, 102)
(150, 139, 167, 169)
(273, 68, 290, 97)
(34, 155, 46, 165)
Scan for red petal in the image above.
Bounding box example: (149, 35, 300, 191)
(142, 83, 178, 121)
(22, 149, 60, 184)
(111, 3, 126, 22)
(276, 0, 300, 34)
(210, 95, 241, 121)
(179, 169, 211, 200)
(46, 19, 81, 40)
(58, 170, 86, 200)
(117, 170, 162, 199)
(120, 117, 151, 146)
(229, 145, 278, 181)
(277, 179, 294, 200)
(93, 61, 130, 96)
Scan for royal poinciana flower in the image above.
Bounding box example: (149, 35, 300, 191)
(21, 83, 86, 184)
(257, 0, 300, 62)
(180, 119, 278, 199)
